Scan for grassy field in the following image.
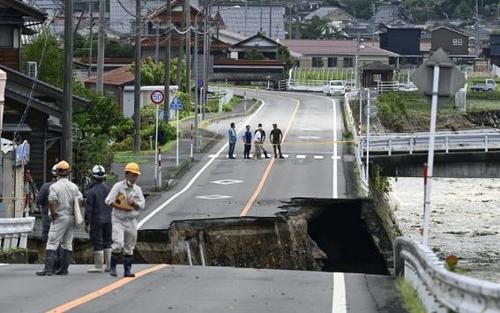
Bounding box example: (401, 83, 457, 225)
(113, 140, 176, 164)
(467, 99, 500, 111)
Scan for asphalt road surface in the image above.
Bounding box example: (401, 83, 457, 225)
(0, 264, 403, 313)
(139, 90, 348, 229)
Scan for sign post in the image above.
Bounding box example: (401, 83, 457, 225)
(411, 49, 466, 246)
(150, 90, 164, 190)
(169, 96, 183, 166)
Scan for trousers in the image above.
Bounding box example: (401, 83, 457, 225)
(111, 218, 137, 255)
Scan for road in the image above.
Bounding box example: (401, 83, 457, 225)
(139, 90, 348, 229)
(0, 264, 403, 313)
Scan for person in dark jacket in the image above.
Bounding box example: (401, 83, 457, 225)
(36, 164, 58, 243)
(85, 165, 112, 273)
(242, 125, 252, 159)
(270, 123, 284, 158)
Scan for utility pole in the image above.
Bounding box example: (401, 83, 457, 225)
(88, 0, 93, 78)
(260, 0, 263, 32)
(133, 0, 141, 152)
(244, 0, 247, 36)
(202, 4, 210, 119)
(185, 0, 191, 96)
(268, 3, 272, 37)
(476, 0, 480, 56)
(96, 0, 105, 94)
(295, 0, 300, 39)
(154, 21, 159, 63)
(63, 0, 73, 163)
(164, 0, 171, 122)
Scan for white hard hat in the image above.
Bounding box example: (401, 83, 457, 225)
(91, 165, 106, 179)
(51, 164, 58, 176)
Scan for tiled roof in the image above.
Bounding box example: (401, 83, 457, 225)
(304, 6, 352, 21)
(84, 66, 134, 86)
(281, 39, 399, 57)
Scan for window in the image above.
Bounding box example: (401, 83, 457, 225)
(327, 57, 338, 68)
(0, 26, 13, 48)
(343, 57, 354, 68)
(452, 38, 463, 46)
(312, 57, 323, 67)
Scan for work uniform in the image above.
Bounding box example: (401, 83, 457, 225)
(105, 180, 145, 256)
(36, 180, 56, 243)
(85, 181, 112, 272)
(270, 127, 284, 158)
(255, 127, 269, 158)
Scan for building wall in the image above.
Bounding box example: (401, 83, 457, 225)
(431, 28, 468, 56)
(299, 55, 389, 68)
(380, 28, 421, 56)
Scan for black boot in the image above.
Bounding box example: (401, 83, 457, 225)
(123, 255, 135, 277)
(54, 249, 72, 275)
(36, 250, 57, 276)
(109, 252, 120, 277)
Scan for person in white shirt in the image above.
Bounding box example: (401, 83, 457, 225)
(253, 125, 262, 159)
(105, 162, 145, 277)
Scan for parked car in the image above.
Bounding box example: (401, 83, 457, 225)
(398, 81, 418, 92)
(470, 79, 497, 92)
(322, 80, 346, 96)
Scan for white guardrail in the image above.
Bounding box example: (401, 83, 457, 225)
(394, 237, 500, 313)
(209, 86, 234, 112)
(0, 217, 35, 250)
(360, 130, 500, 156)
(343, 92, 369, 194)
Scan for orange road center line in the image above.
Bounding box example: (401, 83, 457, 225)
(240, 98, 301, 217)
(46, 264, 168, 313)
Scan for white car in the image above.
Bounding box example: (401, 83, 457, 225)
(322, 80, 346, 96)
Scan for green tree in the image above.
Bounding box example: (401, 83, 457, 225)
(277, 45, 294, 74)
(341, 0, 378, 19)
(130, 57, 187, 91)
(301, 16, 344, 40)
(21, 28, 64, 87)
(244, 48, 265, 60)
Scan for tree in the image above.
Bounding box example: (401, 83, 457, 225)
(277, 45, 294, 74)
(244, 48, 265, 60)
(301, 16, 344, 40)
(21, 28, 64, 88)
(341, 0, 378, 19)
(129, 57, 186, 91)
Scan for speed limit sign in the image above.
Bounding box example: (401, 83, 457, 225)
(150, 90, 164, 104)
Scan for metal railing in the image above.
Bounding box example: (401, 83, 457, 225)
(0, 217, 35, 250)
(359, 130, 500, 156)
(376, 80, 399, 93)
(394, 237, 500, 313)
(209, 86, 234, 112)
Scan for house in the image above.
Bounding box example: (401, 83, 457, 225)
(231, 33, 282, 60)
(431, 26, 469, 57)
(281, 39, 399, 69)
(109, 0, 161, 34)
(372, 0, 405, 25)
(304, 7, 352, 24)
(488, 33, 500, 67)
(379, 24, 422, 65)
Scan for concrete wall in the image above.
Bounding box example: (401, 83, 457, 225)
(299, 55, 389, 68)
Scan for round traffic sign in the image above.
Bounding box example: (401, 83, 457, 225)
(150, 90, 165, 104)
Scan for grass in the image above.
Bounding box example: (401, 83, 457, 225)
(397, 277, 427, 313)
(113, 140, 176, 164)
(467, 99, 500, 111)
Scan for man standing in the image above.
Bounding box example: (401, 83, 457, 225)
(253, 125, 262, 160)
(36, 160, 82, 276)
(85, 165, 112, 273)
(35, 164, 58, 244)
(270, 123, 284, 159)
(255, 123, 270, 159)
(242, 125, 252, 159)
(105, 162, 145, 277)
(227, 122, 237, 159)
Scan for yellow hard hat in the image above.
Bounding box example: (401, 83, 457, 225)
(56, 160, 71, 173)
(124, 162, 141, 175)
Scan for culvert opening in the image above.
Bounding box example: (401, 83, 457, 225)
(307, 199, 389, 275)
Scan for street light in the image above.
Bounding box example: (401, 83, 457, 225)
(0, 69, 6, 142)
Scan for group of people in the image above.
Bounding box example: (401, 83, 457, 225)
(35, 160, 145, 278)
(227, 122, 284, 159)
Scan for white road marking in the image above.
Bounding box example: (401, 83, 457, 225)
(282, 154, 289, 158)
(0, 264, 7, 266)
(314, 155, 324, 159)
(296, 155, 306, 159)
(211, 179, 244, 185)
(332, 272, 347, 313)
(331, 156, 341, 160)
(332, 98, 338, 198)
(196, 195, 232, 200)
(297, 136, 321, 140)
(300, 128, 321, 131)
(226, 154, 237, 158)
(137, 99, 267, 229)
(209, 154, 216, 158)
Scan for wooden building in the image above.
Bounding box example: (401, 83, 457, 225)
(431, 26, 469, 57)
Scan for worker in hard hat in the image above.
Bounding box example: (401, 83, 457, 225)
(85, 165, 112, 273)
(36, 160, 83, 276)
(36, 164, 58, 244)
(105, 162, 145, 277)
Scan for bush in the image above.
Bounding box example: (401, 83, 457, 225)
(370, 166, 391, 194)
(377, 92, 410, 132)
(140, 120, 176, 147)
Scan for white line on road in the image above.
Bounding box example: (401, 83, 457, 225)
(137, 100, 266, 229)
(331, 156, 341, 160)
(313, 155, 324, 159)
(332, 272, 347, 313)
(296, 155, 306, 159)
(332, 98, 338, 198)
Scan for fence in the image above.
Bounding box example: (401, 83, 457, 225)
(394, 237, 500, 313)
(0, 217, 35, 250)
(208, 87, 234, 112)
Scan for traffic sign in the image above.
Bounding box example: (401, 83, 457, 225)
(196, 79, 204, 88)
(169, 96, 183, 110)
(150, 90, 164, 105)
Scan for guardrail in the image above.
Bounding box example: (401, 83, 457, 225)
(359, 130, 500, 155)
(0, 217, 35, 250)
(209, 87, 234, 112)
(394, 237, 500, 313)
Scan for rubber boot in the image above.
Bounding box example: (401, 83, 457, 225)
(264, 151, 270, 158)
(123, 255, 135, 278)
(36, 249, 57, 276)
(103, 248, 112, 272)
(109, 252, 120, 277)
(88, 250, 104, 273)
(55, 249, 73, 275)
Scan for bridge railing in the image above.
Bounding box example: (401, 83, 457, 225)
(0, 217, 35, 251)
(394, 237, 500, 313)
(344, 92, 369, 194)
(360, 130, 500, 155)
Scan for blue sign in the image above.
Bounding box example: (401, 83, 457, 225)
(169, 96, 183, 110)
(196, 79, 204, 88)
(158, 110, 164, 120)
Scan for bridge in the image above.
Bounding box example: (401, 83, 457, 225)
(1, 90, 500, 312)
